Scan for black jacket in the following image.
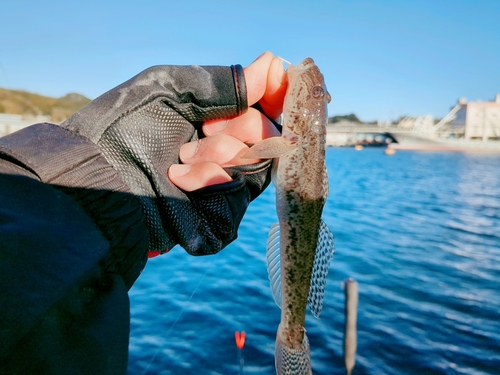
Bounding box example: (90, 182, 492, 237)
(0, 123, 147, 374)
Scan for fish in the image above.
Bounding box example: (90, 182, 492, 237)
(243, 57, 335, 374)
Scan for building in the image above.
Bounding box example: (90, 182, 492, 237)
(449, 95, 500, 141)
(0, 114, 50, 137)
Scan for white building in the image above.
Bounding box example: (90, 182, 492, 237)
(0, 114, 50, 137)
(449, 95, 500, 141)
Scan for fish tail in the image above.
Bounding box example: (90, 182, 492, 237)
(275, 325, 312, 375)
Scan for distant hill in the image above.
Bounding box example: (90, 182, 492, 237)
(1, 88, 363, 126)
(328, 113, 361, 124)
(0, 88, 91, 123)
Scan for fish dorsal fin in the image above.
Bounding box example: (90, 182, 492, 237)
(307, 220, 336, 318)
(241, 136, 298, 159)
(266, 223, 282, 308)
(265, 220, 336, 317)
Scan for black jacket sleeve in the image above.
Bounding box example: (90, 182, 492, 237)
(0, 124, 148, 375)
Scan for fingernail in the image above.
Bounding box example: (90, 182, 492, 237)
(205, 120, 228, 135)
(180, 141, 199, 161)
(169, 164, 191, 177)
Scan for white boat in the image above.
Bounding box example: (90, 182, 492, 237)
(388, 133, 500, 153)
(388, 95, 500, 153)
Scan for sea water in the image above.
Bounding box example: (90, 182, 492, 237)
(128, 148, 500, 375)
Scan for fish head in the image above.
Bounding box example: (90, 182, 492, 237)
(283, 57, 330, 138)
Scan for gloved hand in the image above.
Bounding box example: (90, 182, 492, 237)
(61, 52, 287, 256)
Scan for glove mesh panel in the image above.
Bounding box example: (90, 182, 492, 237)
(98, 98, 255, 254)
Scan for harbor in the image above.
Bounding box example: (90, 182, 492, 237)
(2, 94, 500, 153)
(326, 94, 500, 152)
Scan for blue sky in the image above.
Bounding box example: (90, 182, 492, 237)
(1, 0, 499, 121)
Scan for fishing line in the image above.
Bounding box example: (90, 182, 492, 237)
(278, 56, 292, 67)
(141, 253, 219, 375)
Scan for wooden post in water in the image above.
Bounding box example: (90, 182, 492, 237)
(343, 278, 358, 375)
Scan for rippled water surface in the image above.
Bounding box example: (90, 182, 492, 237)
(128, 148, 500, 374)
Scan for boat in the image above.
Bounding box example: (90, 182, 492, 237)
(388, 95, 500, 153)
(387, 133, 500, 153)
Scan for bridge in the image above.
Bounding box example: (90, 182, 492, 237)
(327, 124, 415, 135)
(327, 106, 463, 137)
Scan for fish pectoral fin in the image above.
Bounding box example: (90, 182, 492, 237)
(266, 223, 282, 309)
(241, 137, 298, 159)
(307, 220, 336, 319)
(266, 220, 336, 316)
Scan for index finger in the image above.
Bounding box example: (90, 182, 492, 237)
(243, 53, 287, 120)
(259, 57, 288, 120)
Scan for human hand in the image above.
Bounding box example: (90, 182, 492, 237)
(61, 53, 286, 255)
(168, 52, 287, 191)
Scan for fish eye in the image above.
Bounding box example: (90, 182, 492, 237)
(312, 86, 324, 98)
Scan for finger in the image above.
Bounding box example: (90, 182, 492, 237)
(203, 107, 281, 143)
(179, 134, 260, 167)
(260, 56, 288, 120)
(244, 51, 274, 106)
(168, 162, 232, 192)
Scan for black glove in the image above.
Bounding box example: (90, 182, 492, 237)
(61, 64, 272, 256)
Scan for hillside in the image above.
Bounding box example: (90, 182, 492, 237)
(1, 88, 364, 126)
(0, 88, 91, 123)
(328, 113, 361, 123)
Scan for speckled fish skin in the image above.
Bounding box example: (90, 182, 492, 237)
(274, 57, 330, 374)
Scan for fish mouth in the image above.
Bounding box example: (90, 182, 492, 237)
(297, 57, 316, 70)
